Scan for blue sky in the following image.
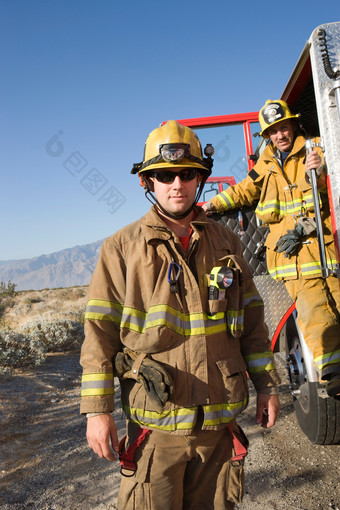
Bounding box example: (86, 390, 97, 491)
(1, 0, 339, 260)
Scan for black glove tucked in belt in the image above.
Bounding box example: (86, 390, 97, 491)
(114, 347, 174, 407)
(276, 217, 316, 258)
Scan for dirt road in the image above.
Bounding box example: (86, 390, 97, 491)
(0, 353, 339, 510)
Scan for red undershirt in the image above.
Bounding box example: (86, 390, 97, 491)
(179, 211, 196, 251)
(179, 229, 193, 251)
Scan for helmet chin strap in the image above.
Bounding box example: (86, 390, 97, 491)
(144, 179, 206, 220)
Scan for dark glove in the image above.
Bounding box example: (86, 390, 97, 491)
(276, 223, 306, 257)
(114, 347, 174, 407)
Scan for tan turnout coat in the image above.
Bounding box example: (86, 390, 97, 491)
(80, 206, 279, 434)
(210, 135, 337, 281)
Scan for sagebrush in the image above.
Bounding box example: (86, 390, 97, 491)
(0, 320, 84, 373)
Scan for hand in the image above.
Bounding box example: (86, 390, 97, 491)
(86, 413, 119, 461)
(276, 224, 305, 257)
(201, 202, 214, 216)
(305, 150, 322, 173)
(305, 151, 325, 186)
(256, 393, 280, 428)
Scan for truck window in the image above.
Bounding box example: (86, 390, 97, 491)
(193, 123, 258, 183)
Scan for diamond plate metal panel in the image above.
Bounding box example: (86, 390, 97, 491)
(212, 207, 268, 276)
(254, 275, 293, 341)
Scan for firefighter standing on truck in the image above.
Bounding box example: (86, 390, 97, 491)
(203, 99, 340, 399)
(80, 120, 280, 510)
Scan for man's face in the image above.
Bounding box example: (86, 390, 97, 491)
(267, 119, 295, 152)
(148, 168, 202, 217)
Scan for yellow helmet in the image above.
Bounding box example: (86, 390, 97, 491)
(259, 100, 300, 138)
(131, 120, 213, 175)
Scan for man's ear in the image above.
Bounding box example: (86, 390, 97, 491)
(197, 172, 203, 186)
(146, 176, 154, 192)
(139, 175, 154, 191)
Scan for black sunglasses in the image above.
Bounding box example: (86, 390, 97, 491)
(151, 168, 198, 184)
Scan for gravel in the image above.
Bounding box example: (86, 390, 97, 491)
(0, 353, 339, 510)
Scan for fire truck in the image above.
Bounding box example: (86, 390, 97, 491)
(177, 22, 340, 445)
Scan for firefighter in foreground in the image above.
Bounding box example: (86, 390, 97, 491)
(80, 120, 280, 509)
(203, 99, 340, 399)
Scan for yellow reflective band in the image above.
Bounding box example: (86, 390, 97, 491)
(125, 404, 197, 431)
(226, 310, 244, 333)
(301, 259, 338, 276)
(121, 304, 229, 337)
(245, 351, 274, 361)
(81, 387, 114, 396)
(314, 349, 340, 369)
(269, 263, 297, 280)
(124, 399, 249, 431)
(256, 194, 318, 218)
(85, 299, 123, 322)
(82, 373, 114, 382)
(244, 351, 276, 373)
(216, 191, 235, 209)
(203, 398, 248, 426)
(87, 299, 119, 308)
(81, 372, 114, 397)
(244, 290, 264, 308)
(247, 363, 276, 373)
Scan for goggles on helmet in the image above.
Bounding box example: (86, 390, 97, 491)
(159, 144, 190, 162)
(131, 143, 213, 174)
(150, 168, 198, 184)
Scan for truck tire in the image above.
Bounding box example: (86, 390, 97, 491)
(284, 312, 340, 445)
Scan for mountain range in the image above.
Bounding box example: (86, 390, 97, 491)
(0, 240, 104, 291)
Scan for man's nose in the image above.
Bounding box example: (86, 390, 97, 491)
(172, 175, 183, 186)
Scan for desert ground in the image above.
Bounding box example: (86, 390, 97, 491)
(0, 288, 339, 509)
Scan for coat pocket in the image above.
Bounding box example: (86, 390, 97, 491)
(216, 357, 248, 402)
(225, 458, 245, 503)
(118, 444, 154, 510)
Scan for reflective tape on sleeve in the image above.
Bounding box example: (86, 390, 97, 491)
(314, 349, 340, 370)
(300, 259, 338, 277)
(202, 398, 249, 426)
(81, 372, 114, 397)
(216, 191, 236, 210)
(244, 351, 276, 373)
(85, 299, 123, 322)
(244, 290, 264, 308)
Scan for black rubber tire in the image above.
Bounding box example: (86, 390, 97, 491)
(285, 314, 340, 445)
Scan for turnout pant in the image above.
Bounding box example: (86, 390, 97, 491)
(117, 419, 244, 510)
(284, 275, 340, 378)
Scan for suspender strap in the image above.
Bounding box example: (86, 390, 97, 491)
(227, 423, 249, 465)
(119, 427, 151, 476)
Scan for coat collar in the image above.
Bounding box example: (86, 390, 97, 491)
(260, 134, 306, 164)
(141, 206, 209, 243)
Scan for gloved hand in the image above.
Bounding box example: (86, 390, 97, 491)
(114, 347, 174, 407)
(276, 217, 317, 257)
(276, 224, 305, 257)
